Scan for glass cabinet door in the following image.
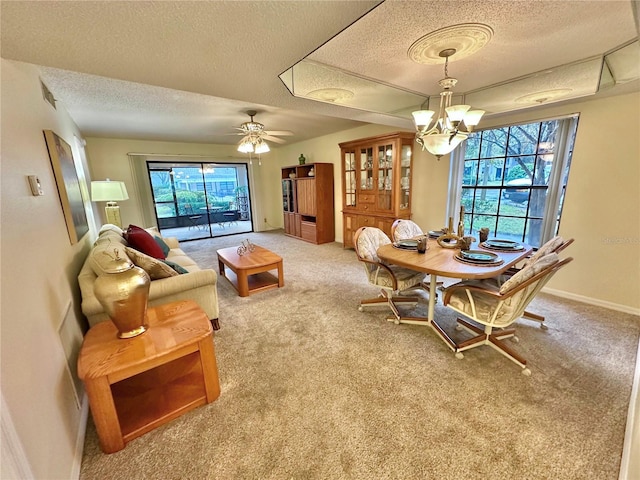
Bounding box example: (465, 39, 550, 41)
(400, 143, 412, 210)
(344, 150, 356, 207)
(376, 143, 393, 211)
(360, 147, 374, 191)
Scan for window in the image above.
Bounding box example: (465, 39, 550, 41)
(449, 116, 578, 248)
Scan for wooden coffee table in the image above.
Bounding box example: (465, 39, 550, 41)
(217, 244, 284, 297)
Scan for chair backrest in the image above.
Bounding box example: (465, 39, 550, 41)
(494, 254, 572, 327)
(523, 236, 574, 267)
(354, 227, 390, 264)
(391, 219, 423, 243)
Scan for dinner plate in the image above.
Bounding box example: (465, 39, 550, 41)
(397, 239, 418, 248)
(459, 250, 499, 262)
(428, 230, 445, 238)
(481, 239, 525, 251)
(454, 254, 504, 267)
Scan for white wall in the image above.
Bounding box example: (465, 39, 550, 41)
(1, 60, 91, 479)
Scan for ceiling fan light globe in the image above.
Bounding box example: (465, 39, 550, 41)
(238, 141, 254, 153)
(254, 141, 270, 154)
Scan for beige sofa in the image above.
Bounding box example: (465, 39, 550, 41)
(78, 224, 219, 329)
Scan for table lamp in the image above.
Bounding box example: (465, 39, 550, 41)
(91, 179, 129, 227)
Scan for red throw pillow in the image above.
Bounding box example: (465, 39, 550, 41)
(124, 225, 166, 259)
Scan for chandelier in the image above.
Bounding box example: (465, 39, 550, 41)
(412, 48, 485, 159)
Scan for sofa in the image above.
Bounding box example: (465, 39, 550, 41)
(78, 224, 219, 329)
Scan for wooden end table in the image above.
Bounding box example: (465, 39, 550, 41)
(77, 300, 220, 454)
(217, 244, 284, 297)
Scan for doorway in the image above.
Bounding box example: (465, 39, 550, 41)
(147, 161, 253, 241)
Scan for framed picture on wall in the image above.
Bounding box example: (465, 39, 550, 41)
(43, 130, 89, 244)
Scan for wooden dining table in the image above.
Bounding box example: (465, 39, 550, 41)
(377, 237, 533, 351)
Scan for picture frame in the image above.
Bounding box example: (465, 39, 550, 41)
(43, 130, 89, 244)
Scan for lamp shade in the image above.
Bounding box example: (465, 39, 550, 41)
(91, 180, 129, 202)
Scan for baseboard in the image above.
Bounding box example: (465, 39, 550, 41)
(70, 394, 90, 480)
(619, 335, 640, 479)
(541, 287, 640, 316)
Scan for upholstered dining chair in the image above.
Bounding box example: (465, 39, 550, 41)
(390, 219, 424, 243)
(442, 253, 573, 375)
(353, 226, 426, 323)
(495, 236, 574, 329)
(391, 218, 443, 295)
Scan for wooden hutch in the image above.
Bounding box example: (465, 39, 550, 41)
(340, 132, 414, 248)
(281, 162, 334, 244)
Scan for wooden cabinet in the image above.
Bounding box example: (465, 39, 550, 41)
(281, 163, 334, 244)
(340, 132, 414, 248)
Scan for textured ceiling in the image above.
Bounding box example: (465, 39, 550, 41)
(1, 0, 638, 147)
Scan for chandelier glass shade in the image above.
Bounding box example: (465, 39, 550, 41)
(412, 49, 485, 159)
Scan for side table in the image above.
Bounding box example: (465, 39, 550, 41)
(78, 300, 220, 453)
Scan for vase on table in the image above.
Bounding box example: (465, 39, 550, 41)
(94, 252, 151, 339)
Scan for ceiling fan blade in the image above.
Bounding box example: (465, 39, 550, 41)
(263, 135, 287, 144)
(264, 130, 294, 136)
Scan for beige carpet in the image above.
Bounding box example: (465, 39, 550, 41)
(80, 231, 639, 480)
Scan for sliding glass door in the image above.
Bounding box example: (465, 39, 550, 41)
(148, 161, 252, 242)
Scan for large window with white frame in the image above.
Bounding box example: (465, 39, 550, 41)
(448, 115, 578, 249)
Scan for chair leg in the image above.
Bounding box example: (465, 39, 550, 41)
(522, 310, 548, 330)
(452, 319, 531, 375)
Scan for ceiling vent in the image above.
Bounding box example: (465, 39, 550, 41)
(40, 80, 56, 109)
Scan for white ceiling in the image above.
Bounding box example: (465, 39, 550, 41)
(1, 0, 638, 147)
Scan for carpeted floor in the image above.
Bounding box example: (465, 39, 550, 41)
(80, 230, 639, 480)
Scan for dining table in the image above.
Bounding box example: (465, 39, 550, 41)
(376, 237, 533, 351)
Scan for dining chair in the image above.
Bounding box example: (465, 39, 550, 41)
(391, 218, 443, 296)
(353, 226, 426, 323)
(390, 219, 424, 243)
(496, 236, 574, 329)
(442, 253, 573, 375)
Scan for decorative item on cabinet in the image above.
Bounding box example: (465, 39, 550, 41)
(298, 154, 306, 165)
(339, 132, 415, 248)
(281, 163, 334, 244)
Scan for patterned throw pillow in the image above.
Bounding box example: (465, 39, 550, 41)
(124, 247, 178, 280)
(124, 225, 166, 259)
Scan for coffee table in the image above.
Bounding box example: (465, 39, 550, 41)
(217, 244, 284, 297)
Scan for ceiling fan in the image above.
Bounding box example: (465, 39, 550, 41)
(231, 110, 293, 154)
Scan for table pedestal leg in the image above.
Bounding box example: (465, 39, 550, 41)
(427, 275, 437, 324)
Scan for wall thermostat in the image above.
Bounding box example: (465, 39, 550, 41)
(28, 175, 44, 196)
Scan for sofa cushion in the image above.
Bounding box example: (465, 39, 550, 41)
(125, 247, 178, 280)
(124, 225, 166, 259)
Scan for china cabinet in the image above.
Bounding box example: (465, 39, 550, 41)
(281, 162, 334, 244)
(340, 132, 414, 248)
